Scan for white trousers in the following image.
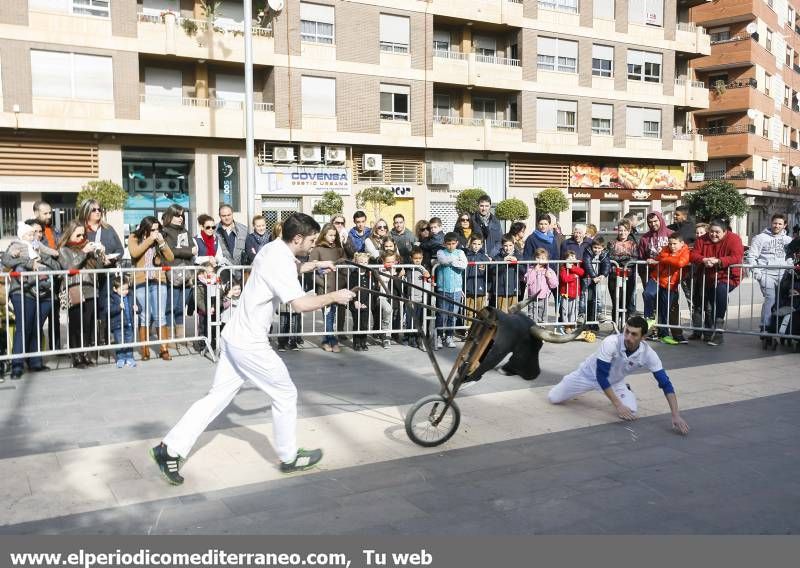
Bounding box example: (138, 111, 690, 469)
(548, 372, 638, 413)
(163, 339, 298, 462)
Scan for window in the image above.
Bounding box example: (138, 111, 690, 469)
(215, 74, 245, 106)
(433, 30, 451, 51)
(433, 94, 451, 117)
(300, 2, 334, 44)
(767, 28, 773, 51)
(784, 124, 790, 145)
(537, 98, 577, 132)
(629, 0, 663, 27)
(707, 118, 725, 134)
(380, 84, 409, 121)
(765, 73, 772, 96)
(761, 158, 768, 181)
(71, 0, 110, 17)
(591, 103, 613, 135)
(785, 85, 791, 107)
(592, 45, 613, 77)
(707, 73, 728, 88)
(144, 67, 182, 104)
(789, 7, 796, 26)
(472, 97, 497, 120)
(301, 76, 335, 116)
(593, 0, 614, 20)
(538, 0, 578, 14)
(380, 14, 410, 54)
(537, 37, 578, 73)
(473, 35, 497, 57)
(30, 50, 114, 101)
(627, 50, 661, 82)
(626, 106, 661, 138)
(762, 115, 770, 137)
(709, 27, 730, 42)
(787, 47, 793, 67)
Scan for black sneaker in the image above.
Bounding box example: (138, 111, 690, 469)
(149, 443, 184, 485)
(280, 448, 323, 474)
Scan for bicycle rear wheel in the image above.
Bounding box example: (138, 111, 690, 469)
(405, 394, 461, 447)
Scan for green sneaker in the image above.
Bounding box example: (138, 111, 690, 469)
(149, 443, 184, 486)
(660, 336, 680, 345)
(280, 448, 323, 474)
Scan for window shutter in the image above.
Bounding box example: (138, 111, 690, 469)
(537, 98, 557, 131)
(73, 54, 114, 101)
(144, 67, 182, 101)
(215, 74, 246, 102)
(301, 76, 336, 116)
(433, 30, 450, 46)
(592, 44, 613, 61)
(380, 14, 410, 45)
(560, 39, 578, 59)
(380, 83, 410, 95)
(627, 50, 644, 67)
(592, 103, 613, 120)
(643, 51, 662, 65)
(30, 50, 72, 98)
(300, 2, 334, 24)
(593, 0, 614, 19)
(626, 107, 643, 136)
(643, 107, 661, 124)
(537, 36, 557, 57)
(473, 34, 497, 51)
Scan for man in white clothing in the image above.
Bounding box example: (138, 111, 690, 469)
(151, 213, 355, 485)
(548, 316, 690, 434)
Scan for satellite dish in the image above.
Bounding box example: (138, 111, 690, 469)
(792, 166, 800, 177)
(267, 0, 284, 11)
(746, 108, 757, 119)
(746, 22, 757, 35)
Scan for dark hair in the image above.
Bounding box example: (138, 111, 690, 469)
(617, 219, 632, 230)
(668, 232, 683, 241)
(771, 213, 787, 223)
(709, 218, 729, 231)
(509, 221, 526, 236)
(218, 204, 233, 214)
(25, 218, 44, 230)
(380, 250, 398, 262)
(133, 216, 161, 242)
(592, 236, 606, 246)
(443, 231, 459, 243)
(429, 217, 442, 226)
(252, 215, 266, 226)
(112, 276, 130, 289)
(626, 315, 649, 335)
(410, 246, 424, 257)
(197, 214, 214, 228)
(393, 213, 405, 222)
(353, 210, 367, 221)
(282, 212, 320, 243)
(478, 194, 492, 205)
(161, 204, 185, 228)
(33, 200, 51, 214)
(468, 234, 483, 244)
(536, 214, 550, 224)
(675, 205, 690, 215)
(501, 234, 514, 245)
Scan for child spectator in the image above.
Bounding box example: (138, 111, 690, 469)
(581, 236, 611, 330)
(492, 235, 520, 313)
(404, 246, 431, 349)
(109, 277, 138, 368)
(586, 224, 598, 238)
(348, 252, 375, 352)
(559, 250, 585, 332)
(606, 220, 639, 328)
(654, 233, 690, 345)
(524, 248, 558, 323)
(377, 251, 402, 348)
(309, 222, 345, 353)
(464, 235, 490, 314)
(219, 280, 242, 330)
(194, 261, 221, 352)
(420, 217, 445, 270)
(434, 232, 467, 349)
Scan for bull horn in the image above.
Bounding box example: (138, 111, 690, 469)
(529, 319, 586, 344)
(509, 296, 536, 315)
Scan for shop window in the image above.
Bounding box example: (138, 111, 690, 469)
(123, 160, 192, 232)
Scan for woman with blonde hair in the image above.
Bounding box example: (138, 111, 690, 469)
(364, 218, 389, 261)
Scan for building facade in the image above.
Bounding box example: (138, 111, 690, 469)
(0, 0, 709, 246)
(690, 0, 800, 241)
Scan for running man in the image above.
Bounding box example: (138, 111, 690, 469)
(548, 316, 690, 434)
(151, 213, 355, 485)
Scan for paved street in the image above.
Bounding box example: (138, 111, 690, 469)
(0, 329, 798, 534)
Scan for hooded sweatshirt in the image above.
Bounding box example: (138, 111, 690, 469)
(638, 211, 672, 261)
(745, 227, 793, 286)
(654, 244, 690, 290)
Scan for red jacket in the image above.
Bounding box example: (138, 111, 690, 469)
(559, 264, 585, 299)
(690, 232, 744, 287)
(653, 244, 690, 290)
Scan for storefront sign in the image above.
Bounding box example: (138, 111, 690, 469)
(570, 163, 685, 190)
(661, 193, 680, 201)
(392, 186, 413, 197)
(255, 166, 351, 196)
(218, 156, 240, 207)
(569, 188, 684, 201)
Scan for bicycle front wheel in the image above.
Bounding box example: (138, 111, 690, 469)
(405, 394, 461, 447)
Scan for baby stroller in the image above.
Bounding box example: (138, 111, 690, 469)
(762, 259, 800, 352)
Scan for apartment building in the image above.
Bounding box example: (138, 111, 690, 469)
(0, 0, 709, 244)
(690, 0, 800, 241)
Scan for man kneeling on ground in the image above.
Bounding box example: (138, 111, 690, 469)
(548, 315, 690, 435)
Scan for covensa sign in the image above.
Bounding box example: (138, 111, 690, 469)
(255, 166, 351, 196)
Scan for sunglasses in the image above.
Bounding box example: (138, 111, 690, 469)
(91, 207, 102, 213)
(420, 227, 430, 231)
(376, 225, 388, 229)
(203, 225, 215, 230)
(333, 221, 344, 225)
(460, 218, 470, 222)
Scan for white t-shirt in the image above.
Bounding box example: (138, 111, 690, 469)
(221, 239, 305, 349)
(572, 334, 663, 386)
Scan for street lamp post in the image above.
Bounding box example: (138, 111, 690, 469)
(244, 0, 256, 224)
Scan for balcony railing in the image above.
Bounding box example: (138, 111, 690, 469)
(433, 115, 485, 126)
(710, 33, 750, 45)
(672, 130, 693, 140)
(675, 77, 706, 88)
(137, 13, 162, 24)
(677, 22, 698, 32)
(694, 169, 755, 181)
(692, 124, 756, 136)
(475, 54, 521, 67)
(139, 13, 273, 37)
(433, 49, 468, 61)
(712, 78, 758, 90)
(489, 119, 522, 128)
(140, 95, 273, 111)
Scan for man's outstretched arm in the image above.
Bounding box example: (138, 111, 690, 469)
(653, 369, 690, 435)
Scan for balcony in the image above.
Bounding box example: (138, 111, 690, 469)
(430, 115, 522, 150)
(673, 134, 708, 161)
(675, 23, 711, 57)
(136, 12, 274, 63)
(695, 36, 774, 72)
(674, 78, 710, 108)
(697, 79, 772, 116)
(430, 0, 523, 26)
(138, 95, 275, 138)
(685, 170, 800, 194)
(432, 50, 522, 89)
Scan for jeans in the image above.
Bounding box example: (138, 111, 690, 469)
(168, 286, 191, 326)
(135, 281, 168, 328)
(112, 326, 134, 362)
(10, 294, 51, 372)
(435, 291, 461, 338)
(702, 283, 737, 327)
(322, 305, 338, 346)
(643, 278, 659, 319)
(657, 286, 681, 338)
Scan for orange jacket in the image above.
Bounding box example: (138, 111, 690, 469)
(653, 244, 690, 290)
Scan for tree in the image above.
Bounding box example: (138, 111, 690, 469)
(312, 190, 344, 218)
(534, 188, 569, 217)
(76, 180, 128, 213)
(455, 188, 487, 215)
(355, 186, 396, 221)
(684, 180, 749, 223)
(494, 198, 529, 222)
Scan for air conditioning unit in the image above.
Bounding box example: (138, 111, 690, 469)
(325, 146, 347, 164)
(363, 153, 383, 172)
(426, 161, 454, 185)
(300, 145, 322, 163)
(273, 146, 295, 163)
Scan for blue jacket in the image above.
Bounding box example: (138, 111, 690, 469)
(109, 291, 137, 334)
(492, 252, 519, 297)
(465, 249, 491, 296)
(561, 237, 593, 261)
(472, 212, 504, 258)
(346, 227, 371, 255)
(435, 248, 467, 293)
(420, 232, 445, 269)
(581, 247, 611, 280)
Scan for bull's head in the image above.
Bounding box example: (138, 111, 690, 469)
(464, 297, 584, 383)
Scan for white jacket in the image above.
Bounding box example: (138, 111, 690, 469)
(745, 227, 792, 285)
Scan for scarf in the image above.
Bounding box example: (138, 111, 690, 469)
(252, 231, 270, 248)
(462, 227, 472, 241)
(200, 231, 216, 257)
(533, 229, 554, 244)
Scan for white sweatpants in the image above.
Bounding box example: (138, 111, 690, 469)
(163, 338, 298, 462)
(548, 372, 638, 413)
